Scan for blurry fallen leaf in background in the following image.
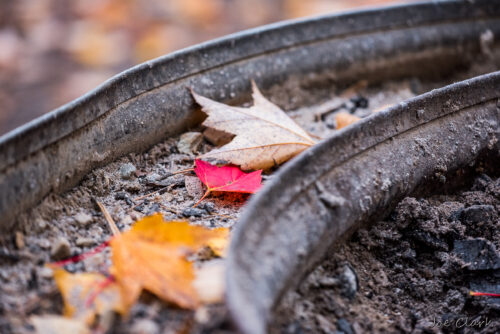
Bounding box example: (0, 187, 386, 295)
(31, 315, 89, 334)
(192, 81, 316, 170)
(172, 0, 223, 28)
(65, 22, 128, 67)
(335, 112, 361, 129)
(193, 160, 262, 207)
(110, 214, 229, 311)
(193, 260, 226, 303)
(53, 268, 123, 324)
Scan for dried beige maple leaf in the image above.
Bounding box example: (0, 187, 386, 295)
(192, 81, 316, 170)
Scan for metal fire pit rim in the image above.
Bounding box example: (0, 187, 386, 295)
(1, 0, 499, 171)
(226, 70, 500, 334)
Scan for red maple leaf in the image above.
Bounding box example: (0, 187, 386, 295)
(193, 160, 262, 207)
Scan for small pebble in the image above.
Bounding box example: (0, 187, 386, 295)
(337, 318, 354, 334)
(182, 207, 207, 217)
(195, 306, 210, 324)
(200, 202, 215, 213)
(122, 215, 134, 226)
(130, 318, 159, 334)
(120, 163, 137, 180)
(144, 172, 162, 184)
(35, 219, 48, 231)
(177, 132, 203, 155)
(325, 117, 336, 129)
(74, 212, 93, 226)
(38, 266, 54, 280)
(50, 237, 71, 261)
(76, 237, 95, 247)
(340, 263, 358, 299)
(146, 203, 161, 215)
(15, 231, 25, 249)
(459, 205, 496, 225)
(115, 192, 130, 200)
(38, 239, 51, 249)
(133, 203, 145, 212)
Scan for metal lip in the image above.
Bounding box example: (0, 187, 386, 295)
(1, 0, 499, 170)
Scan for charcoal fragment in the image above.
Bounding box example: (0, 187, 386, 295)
(453, 238, 500, 270)
(182, 207, 207, 217)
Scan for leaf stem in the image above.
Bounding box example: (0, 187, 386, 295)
(193, 190, 210, 208)
(85, 275, 116, 307)
(470, 291, 500, 297)
(49, 240, 110, 267)
(134, 186, 168, 202)
(173, 168, 194, 175)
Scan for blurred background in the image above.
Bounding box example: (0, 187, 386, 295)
(0, 0, 418, 136)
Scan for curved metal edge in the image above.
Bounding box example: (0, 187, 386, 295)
(1, 2, 497, 229)
(1, 0, 499, 171)
(226, 72, 500, 334)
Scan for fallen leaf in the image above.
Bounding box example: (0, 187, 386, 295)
(193, 159, 262, 207)
(31, 315, 89, 334)
(52, 268, 123, 325)
(192, 81, 316, 170)
(110, 214, 229, 311)
(335, 112, 361, 129)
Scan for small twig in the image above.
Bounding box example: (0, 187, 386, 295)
(134, 186, 169, 202)
(159, 203, 180, 215)
(172, 167, 194, 175)
(211, 213, 233, 219)
(97, 201, 120, 236)
(307, 132, 323, 140)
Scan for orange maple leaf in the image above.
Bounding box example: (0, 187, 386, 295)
(52, 268, 123, 325)
(109, 214, 229, 311)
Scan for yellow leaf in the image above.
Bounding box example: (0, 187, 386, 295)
(52, 269, 123, 325)
(109, 214, 229, 311)
(192, 81, 316, 170)
(335, 112, 361, 129)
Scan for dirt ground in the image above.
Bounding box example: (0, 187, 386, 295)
(0, 56, 499, 333)
(272, 172, 500, 334)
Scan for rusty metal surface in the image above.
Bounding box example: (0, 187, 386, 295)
(226, 72, 500, 334)
(0, 1, 500, 228)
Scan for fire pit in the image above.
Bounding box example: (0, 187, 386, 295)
(0, 1, 498, 333)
